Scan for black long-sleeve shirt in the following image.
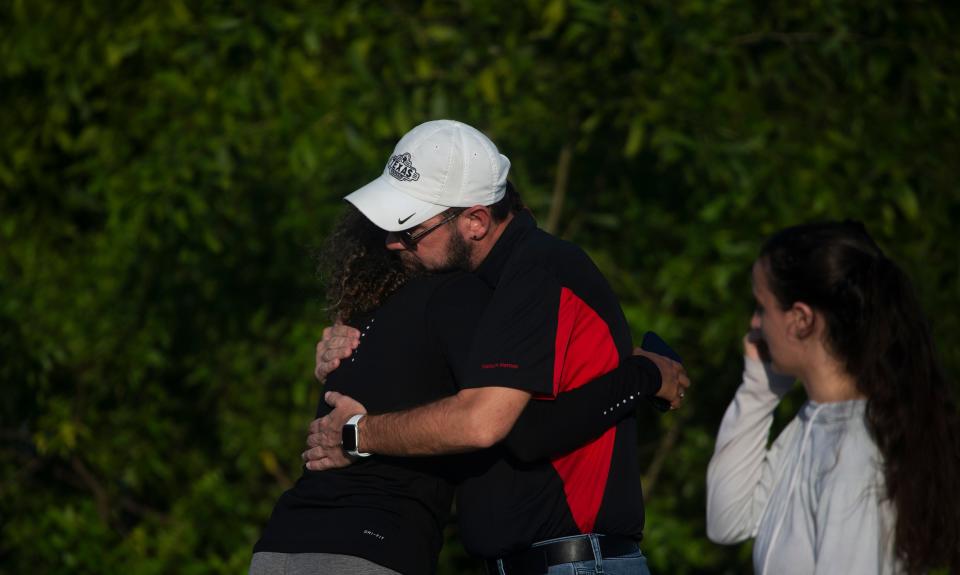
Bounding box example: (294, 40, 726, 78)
(253, 271, 491, 575)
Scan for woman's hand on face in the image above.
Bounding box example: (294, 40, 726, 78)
(743, 330, 769, 362)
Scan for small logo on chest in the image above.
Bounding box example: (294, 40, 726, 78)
(481, 362, 520, 369)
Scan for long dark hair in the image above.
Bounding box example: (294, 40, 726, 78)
(760, 220, 960, 573)
(318, 205, 410, 324)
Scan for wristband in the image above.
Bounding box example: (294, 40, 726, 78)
(341, 414, 371, 458)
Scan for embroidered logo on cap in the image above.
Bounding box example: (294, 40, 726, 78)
(387, 153, 420, 182)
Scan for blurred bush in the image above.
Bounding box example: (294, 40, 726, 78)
(2, 1, 957, 573)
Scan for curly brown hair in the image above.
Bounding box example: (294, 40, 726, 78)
(318, 205, 411, 324)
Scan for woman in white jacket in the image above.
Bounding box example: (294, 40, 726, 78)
(706, 221, 959, 574)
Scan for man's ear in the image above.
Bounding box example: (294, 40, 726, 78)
(789, 302, 817, 340)
(461, 205, 492, 241)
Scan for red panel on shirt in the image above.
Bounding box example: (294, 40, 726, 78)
(550, 287, 620, 533)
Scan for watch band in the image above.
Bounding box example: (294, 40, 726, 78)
(343, 414, 371, 458)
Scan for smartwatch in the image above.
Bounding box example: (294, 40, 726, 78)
(341, 414, 371, 458)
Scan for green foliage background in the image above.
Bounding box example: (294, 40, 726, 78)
(2, 1, 958, 573)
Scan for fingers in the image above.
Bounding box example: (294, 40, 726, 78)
(323, 328, 361, 354)
(304, 429, 341, 449)
(314, 326, 361, 381)
(305, 427, 340, 449)
(668, 366, 691, 411)
(331, 324, 360, 338)
(743, 331, 761, 360)
(633, 346, 694, 412)
(678, 369, 691, 392)
(316, 338, 357, 364)
(302, 446, 324, 462)
(324, 392, 367, 420)
(743, 330, 774, 363)
(314, 346, 355, 381)
(302, 424, 352, 471)
(301, 446, 352, 471)
(632, 349, 664, 363)
(322, 324, 361, 339)
(304, 453, 351, 471)
(322, 336, 359, 357)
(677, 366, 690, 398)
(314, 359, 340, 382)
(306, 414, 344, 445)
(324, 391, 342, 407)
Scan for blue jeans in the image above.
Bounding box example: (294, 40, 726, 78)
(491, 534, 651, 575)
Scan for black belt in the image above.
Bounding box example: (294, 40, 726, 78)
(486, 535, 639, 575)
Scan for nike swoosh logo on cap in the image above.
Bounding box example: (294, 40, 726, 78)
(398, 213, 416, 225)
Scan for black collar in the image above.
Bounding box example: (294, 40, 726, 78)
(474, 210, 536, 288)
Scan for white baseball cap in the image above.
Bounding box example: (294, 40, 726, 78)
(345, 120, 511, 232)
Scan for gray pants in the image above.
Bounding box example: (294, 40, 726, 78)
(249, 552, 402, 575)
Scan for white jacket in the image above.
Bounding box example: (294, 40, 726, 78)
(706, 357, 901, 574)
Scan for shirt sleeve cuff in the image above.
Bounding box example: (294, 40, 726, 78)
(630, 354, 664, 397)
(743, 356, 796, 398)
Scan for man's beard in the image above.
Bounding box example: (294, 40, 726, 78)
(436, 230, 473, 272)
(399, 256, 427, 277)
(399, 231, 473, 274)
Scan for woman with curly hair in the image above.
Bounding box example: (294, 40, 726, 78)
(707, 221, 960, 574)
(250, 206, 493, 574)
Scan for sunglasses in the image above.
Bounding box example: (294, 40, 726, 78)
(399, 208, 466, 247)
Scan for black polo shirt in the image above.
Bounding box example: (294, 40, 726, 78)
(253, 272, 491, 574)
(455, 210, 647, 558)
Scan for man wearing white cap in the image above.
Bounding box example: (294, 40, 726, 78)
(305, 120, 689, 574)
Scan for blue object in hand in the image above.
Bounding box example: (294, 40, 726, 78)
(641, 331, 682, 412)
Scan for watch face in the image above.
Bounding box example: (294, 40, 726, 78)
(342, 423, 358, 452)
